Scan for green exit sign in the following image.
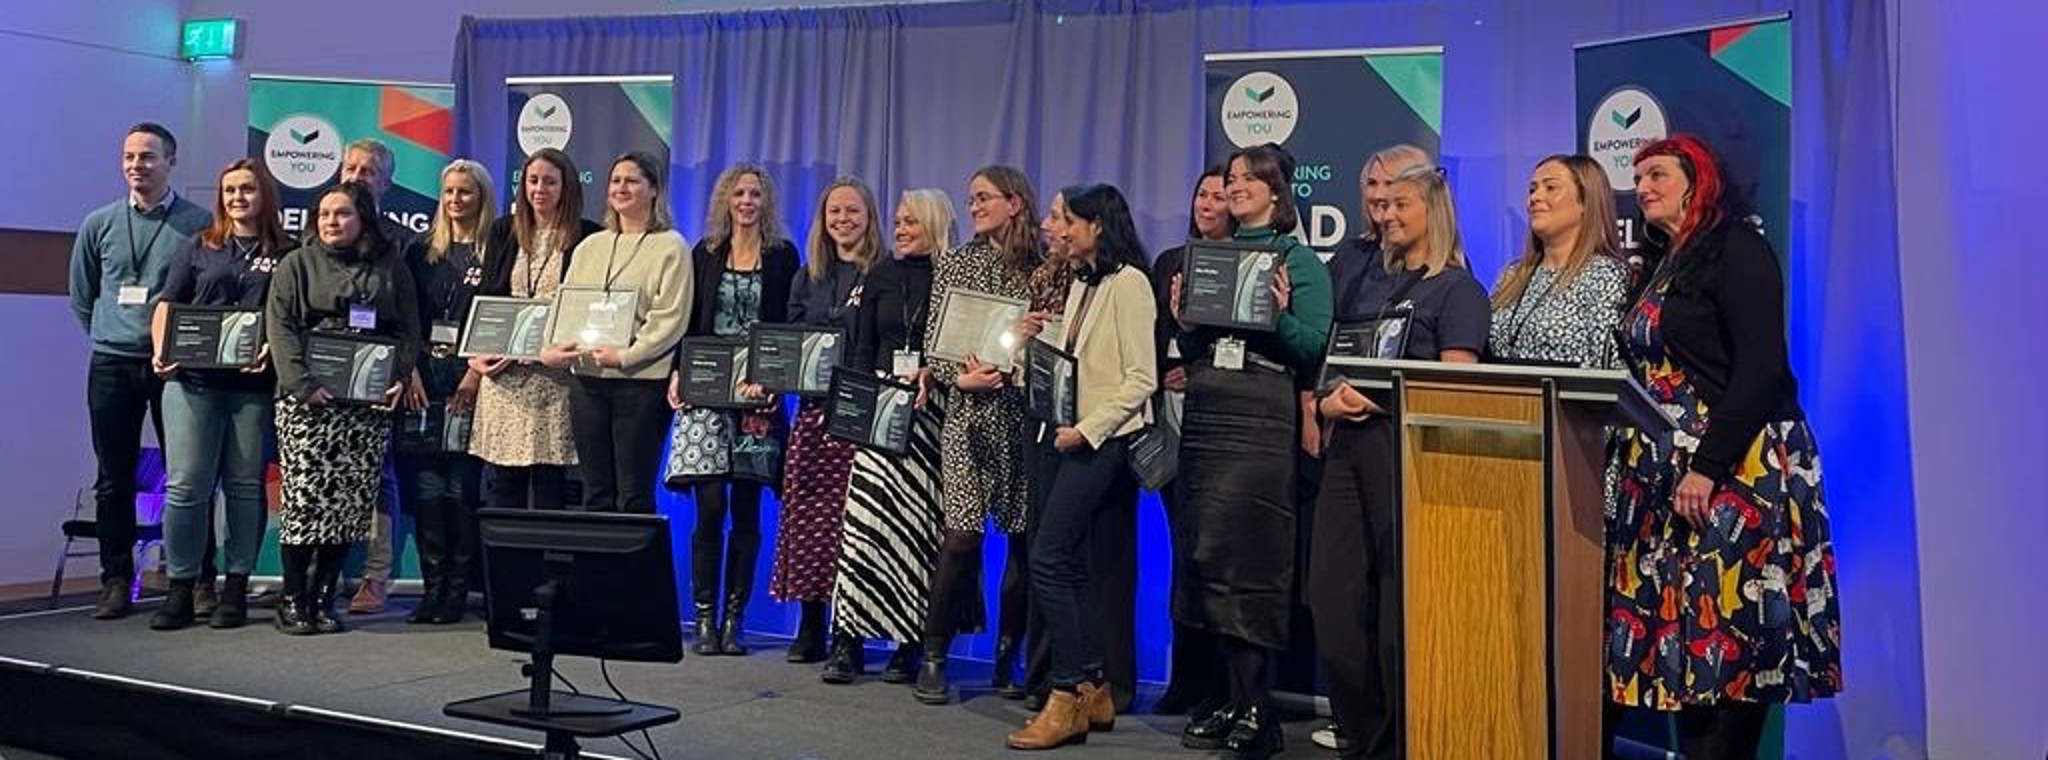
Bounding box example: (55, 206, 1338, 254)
(181, 18, 241, 61)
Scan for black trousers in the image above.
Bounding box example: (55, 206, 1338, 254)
(1308, 417, 1402, 760)
(400, 451, 482, 587)
(86, 352, 166, 583)
(569, 377, 670, 513)
(486, 464, 568, 509)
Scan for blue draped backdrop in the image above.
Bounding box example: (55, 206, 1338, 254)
(453, 3, 1919, 757)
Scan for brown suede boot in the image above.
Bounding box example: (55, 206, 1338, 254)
(1076, 681, 1115, 732)
(1006, 688, 1088, 750)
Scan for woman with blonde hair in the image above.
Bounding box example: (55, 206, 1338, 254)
(1487, 154, 1630, 368)
(662, 162, 799, 655)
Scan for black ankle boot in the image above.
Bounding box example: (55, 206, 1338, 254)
(210, 573, 249, 629)
(312, 544, 347, 634)
(430, 578, 468, 624)
(691, 602, 720, 655)
(717, 532, 758, 656)
(820, 633, 865, 684)
(787, 600, 828, 663)
(275, 545, 315, 635)
(717, 602, 748, 656)
(407, 583, 443, 625)
(1182, 703, 1240, 750)
(881, 642, 922, 684)
(913, 655, 951, 704)
(1220, 704, 1282, 760)
(150, 579, 196, 631)
(992, 635, 1024, 699)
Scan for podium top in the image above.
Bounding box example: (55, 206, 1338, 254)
(1324, 356, 1677, 433)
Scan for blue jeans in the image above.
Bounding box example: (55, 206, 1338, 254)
(159, 380, 272, 580)
(1030, 436, 1137, 689)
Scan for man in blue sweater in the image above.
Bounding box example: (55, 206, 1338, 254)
(68, 122, 212, 619)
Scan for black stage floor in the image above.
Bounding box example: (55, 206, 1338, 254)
(0, 595, 1333, 759)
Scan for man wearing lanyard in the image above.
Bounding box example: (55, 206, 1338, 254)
(68, 122, 212, 619)
(336, 137, 417, 614)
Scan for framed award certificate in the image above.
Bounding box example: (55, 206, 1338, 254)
(305, 331, 400, 404)
(825, 368, 917, 455)
(1023, 341, 1078, 426)
(1180, 240, 1282, 331)
(547, 286, 638, 349)
(163, 304, 264, 369)
(678, 337, 752, 408)
(1318, 307, 1413, 387)
(927, 288, 1028, 370)
(746, 324, 844, 397)
(459, 296, 552, 360)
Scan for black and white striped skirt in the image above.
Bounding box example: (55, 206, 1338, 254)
(829, 400, 946, 643)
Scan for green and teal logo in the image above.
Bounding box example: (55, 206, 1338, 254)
(516, 93, 574, 156)
(263, 113, 342, 190)
(1610, 107, 1643, 129)
(1221, 71, 1299, 148)
(1587, 86, 1668, 191)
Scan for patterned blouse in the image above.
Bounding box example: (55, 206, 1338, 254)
(1486, 255, 1631, 369)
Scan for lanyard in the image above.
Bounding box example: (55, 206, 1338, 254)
(1501, 267, 1563, 356)
(602, 231, 649, 292)
(123, 205, 170, 284)
(522, 229, 558, 297)
(900, 279, 927, 352)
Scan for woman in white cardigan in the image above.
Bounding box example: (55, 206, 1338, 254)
(1005, 183, 1156, 750)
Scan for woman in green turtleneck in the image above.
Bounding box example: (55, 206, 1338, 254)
(1167, 142, 1332, 759)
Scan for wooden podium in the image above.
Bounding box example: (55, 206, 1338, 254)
(1326, 358, 1676, 760)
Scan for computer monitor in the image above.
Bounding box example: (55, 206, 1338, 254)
(478, 508, 683, 665)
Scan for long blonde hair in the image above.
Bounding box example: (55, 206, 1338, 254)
(1382, 165, 1466, 276)
(426, 159, 496, 264)
(701, 163, 786, 251)
(805, 176, 883, 280)
(898, 188, 956, 256)
(1492, 155, 1621, 309)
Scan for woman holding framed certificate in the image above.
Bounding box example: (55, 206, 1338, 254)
(1005, 184, 1156, 750)
(779, 177, 883, 677)
(469, 148, 602, 511)
(396, 159, 495, 625)
(1167, 143, 1333, 758)
(146, 158, 291, 631)
(830, 188, 956, 684)
(663, 163, 799, 656)
(1311, 159, 1489, 760)
(912, 165, 1041, 705)
(544, 152, 690, 514)
(265, 181, 421, 636)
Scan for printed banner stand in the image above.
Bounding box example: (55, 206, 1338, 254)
(1575, 15, 1791, 267)
(1204, 47, 1444, 252)
(504, 75, 675, 224)
(247, 75, 454, 240)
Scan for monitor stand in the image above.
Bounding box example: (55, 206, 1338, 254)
(445, 569, 678, 758)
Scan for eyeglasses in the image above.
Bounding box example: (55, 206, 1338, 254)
(967, 192, 1008, 207)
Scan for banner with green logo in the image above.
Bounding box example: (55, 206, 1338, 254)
(1576, 16, 1791, 259)
(504, 75, 674, 222)
(247, 75, 454, 240)
(1204, 47, 1443, 250)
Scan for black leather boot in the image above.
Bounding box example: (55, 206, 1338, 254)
(881, 642, 922, 684)
(1220, 704, 1282, 760)
(992, 635, 1025, 699)
(150, 578, 196, 631)
(311, 543, 348, 634)
(408, 520, 446, 625)
(820, 632, 865, 684)
(690, 528, 723, 655)
(1182, 703, 1241, 750)
(210, 573, 249, 629)
(691, 602, 719, 655)
(275, 545, 316, 636)
(717, 531, 758, 656)
(787, 600, 829, 663)
(913, 637, 951, 704)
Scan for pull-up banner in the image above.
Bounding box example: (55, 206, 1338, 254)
(1575, 15, 1792, 258)
(504, 75, 675, 223)
(1204, 47, 1444, 250)
(247, 75, 454, 238)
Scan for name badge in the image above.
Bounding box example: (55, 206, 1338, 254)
(586, 299, 619, 330)
(348, 302, 378, 330)
(892, 350, 923, 379)
(1213, 337, 1246, 371)
(117, 284, 148, 306)
(430, 320, 460, 346)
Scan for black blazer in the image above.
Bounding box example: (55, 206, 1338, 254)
(476, 216, 605, 297)
(1642, 217, 1804, 482)
(686, 236, 801, 337)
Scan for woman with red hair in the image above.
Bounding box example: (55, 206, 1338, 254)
(1604, 134, 1841, 759)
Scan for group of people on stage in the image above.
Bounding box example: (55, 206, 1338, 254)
(72, 120, 1841, 760)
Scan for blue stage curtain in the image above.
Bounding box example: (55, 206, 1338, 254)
(453, 3, 1920, 757)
